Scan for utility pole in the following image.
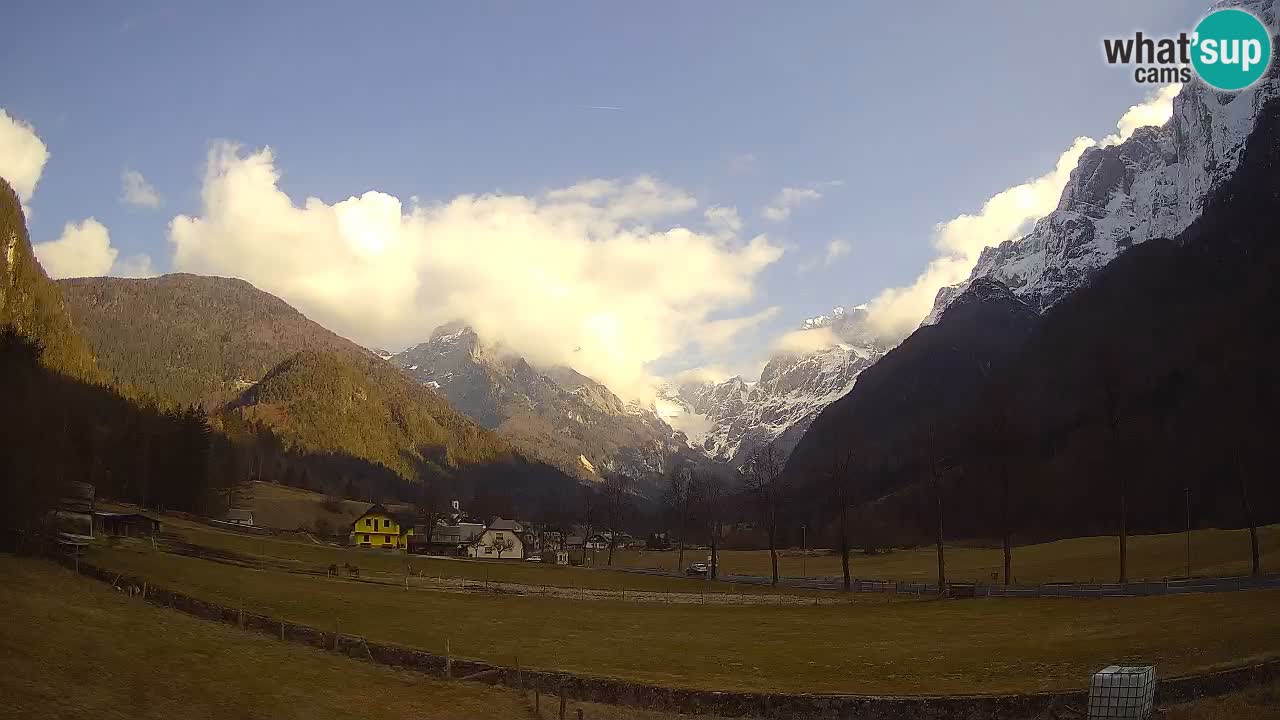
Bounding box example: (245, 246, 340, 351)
(801, 524, 807, 578)
(1184, 485, 1192, 580)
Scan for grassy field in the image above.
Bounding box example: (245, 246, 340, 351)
(198, 481, 1278, 588)
(85, 539, 1280, 696)
(247, 481, 415, 533)
(129, 510, 825, 597)
(611, 525, 1280, 583)
(0, 555, 532, 720)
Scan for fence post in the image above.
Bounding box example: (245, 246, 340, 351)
(535, 685, 540, 713)
(516, 655, 523, 690)
(559, 683, 567, 720)
(445, 638, 452, 680)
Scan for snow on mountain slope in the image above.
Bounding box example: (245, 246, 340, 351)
(928, 0, 1279, 320)
(391, 323, 681, 489)
(669, 0, 1277, 467)
(658, 306, 887, 466)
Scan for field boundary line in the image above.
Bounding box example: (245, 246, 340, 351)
(56, 555, 1280, 720)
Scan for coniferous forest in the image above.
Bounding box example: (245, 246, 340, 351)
(0, 178, 580, 542)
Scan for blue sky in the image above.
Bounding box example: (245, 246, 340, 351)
(1, 0, 1208, 395)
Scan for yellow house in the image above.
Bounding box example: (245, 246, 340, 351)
(350, 504, 415, 549)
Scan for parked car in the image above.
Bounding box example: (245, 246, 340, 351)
(686, 562, 709, 577)
(525, 555, 543, 563)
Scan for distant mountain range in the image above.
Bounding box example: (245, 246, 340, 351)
(654, 305, 888, 467)
(389, 323, 683, 493)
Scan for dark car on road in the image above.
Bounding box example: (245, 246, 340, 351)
(686, 562, 709, 577)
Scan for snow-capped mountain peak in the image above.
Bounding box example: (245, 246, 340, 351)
(927, 8, 1279, 321)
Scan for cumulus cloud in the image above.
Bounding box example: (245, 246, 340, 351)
(0, 109, 50, 211)
(33, 218, 158, 280)
(704, 205, 743, 235)
(672, 365, 735, 386)
(1103, 83, 1182, 147)
(122, 169, 162, 208)
(169, 142, 784, 401)
(864, 84, 1181, 340)
(34, 219, 117, 279)
(697, 306, 780, 351)
(824, 238, 850, 266)
(762, 187, 822, 221)
(771, 326, 840, 355)
(113, 253, 157, 278)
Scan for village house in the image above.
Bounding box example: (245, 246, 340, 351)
(585, 531, 636, 550)
(92, 511, 161, 539)
(409, 522, 484, 556)
(349, 504, 415, 549)
(467, 518, 525, 559)
(221, 508, 255, 527)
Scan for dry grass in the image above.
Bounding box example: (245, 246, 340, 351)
(133, 511, 824, 597)
(612, 525, 1280, 584)
(0, 554, 532, 720)
(246, 481, 415, 533)
(1158, 679, 1280, 719)
(86, 540, 1280, 696)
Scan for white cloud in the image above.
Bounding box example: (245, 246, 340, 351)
(0, 109, 50, 211)
(824, 238, 850, 266)
(704, 205, 743, 235)
(771, 325, 839, 355)
(1103, 83, 1182, 147)
(697, 306, 779, 351)
(169, 142, 784, 401)
(32, 218, 156, 280)
(864, 84, 1180, 340)
(762, 186, 822, 221)
(673, 366, 734, 386)
(34, 219, 117, 279)
(113, 253, 157, 278)
(121, 169, 162, 208)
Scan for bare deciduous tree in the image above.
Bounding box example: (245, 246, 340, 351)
(924, 424, 951, 595)
(603, 473, 632, 566)
(745, 442, 788, 586)
(691, 469, 725, 579)
(491, 534, 514, 559)
(666, 465, 693, 574)
(1101, 374, 1130, 584)
(826, 447, 856, 592)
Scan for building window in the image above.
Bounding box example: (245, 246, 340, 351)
(365, 518, 372, 527)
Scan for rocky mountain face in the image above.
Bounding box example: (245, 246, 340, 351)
(655, 306, 888, 467)
(675, 3, 1278, 469)
(928, 4, 1279, 320)
(790, 93, 1280, 542)
(391, 324, 682, 491)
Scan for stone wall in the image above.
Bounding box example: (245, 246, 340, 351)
(60, 556, 1278, 720)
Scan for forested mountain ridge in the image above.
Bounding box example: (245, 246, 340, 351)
(55, 273, 583, 509)
(225, 349, 509, 481)
(58, 273, 371, 407)
(0, 180, 98, 381)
